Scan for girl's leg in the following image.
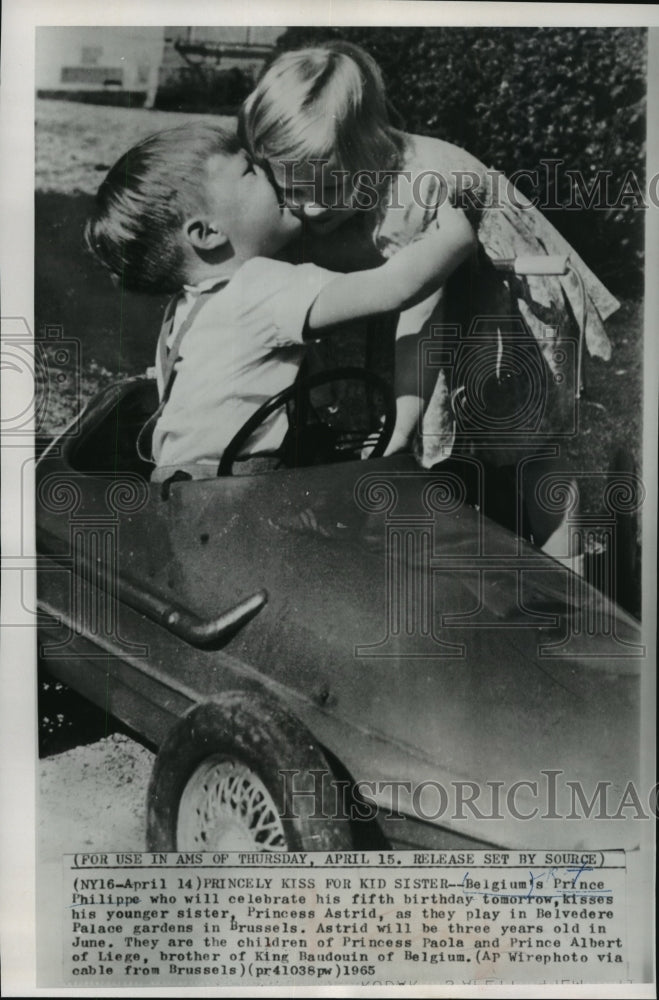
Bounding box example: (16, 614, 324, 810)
(387, 287, 450, 456)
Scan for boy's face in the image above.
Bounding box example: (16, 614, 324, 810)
(203, 151, 302, 257)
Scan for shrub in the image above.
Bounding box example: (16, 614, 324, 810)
(156, 65, 254, 114)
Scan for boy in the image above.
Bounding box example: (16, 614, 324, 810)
(85, 122, 473, 477)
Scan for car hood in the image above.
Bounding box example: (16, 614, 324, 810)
(133, 457, 642, 842)
(38, 453, 644, 848)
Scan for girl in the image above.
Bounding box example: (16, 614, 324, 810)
(239, 41, 619, 555)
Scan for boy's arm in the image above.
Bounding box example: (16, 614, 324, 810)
(305, 203, 474, 334)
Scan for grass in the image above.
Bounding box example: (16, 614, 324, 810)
(36, 98, 232, 195)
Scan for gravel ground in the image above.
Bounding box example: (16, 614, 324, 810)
(39, 734, 154, 858)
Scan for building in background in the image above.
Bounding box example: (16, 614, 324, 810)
(36, 27, 166, 107)
(36, 26, 280, 110)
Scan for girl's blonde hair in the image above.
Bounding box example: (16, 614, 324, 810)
(239, 41, 405, 193)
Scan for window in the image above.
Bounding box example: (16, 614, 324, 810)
(61, 66, 123, 85)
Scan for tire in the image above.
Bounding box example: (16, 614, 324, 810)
(146, 693, 354, 852)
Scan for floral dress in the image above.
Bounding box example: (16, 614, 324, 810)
(373, 133, 619, 464)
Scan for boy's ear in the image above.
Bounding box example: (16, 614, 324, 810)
(183, 216, 229, 251)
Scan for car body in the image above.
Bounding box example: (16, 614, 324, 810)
(36, 373, 643, 853)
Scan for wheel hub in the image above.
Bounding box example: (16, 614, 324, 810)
(176, 756, 287, 851)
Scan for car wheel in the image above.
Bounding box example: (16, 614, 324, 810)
(146, 694, 354, 852)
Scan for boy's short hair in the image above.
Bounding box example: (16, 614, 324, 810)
(239, 41, 405, 200)
(85, 122, 241, 294)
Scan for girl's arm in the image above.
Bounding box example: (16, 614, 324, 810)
(305, 202, 474, 334)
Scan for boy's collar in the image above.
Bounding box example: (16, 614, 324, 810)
(183, 273, 233, 296)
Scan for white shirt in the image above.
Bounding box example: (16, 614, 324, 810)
(152, 256, 335, 469)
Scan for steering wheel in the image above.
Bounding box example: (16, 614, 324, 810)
(218, 366, 396, 476)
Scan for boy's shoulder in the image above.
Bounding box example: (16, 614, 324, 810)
(239, 256, 298, 279)
(184, 258, 334, 313)
(236, 256, 334, 292)
(197, 257, 336, 334)
(193, 257, 300, 307)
